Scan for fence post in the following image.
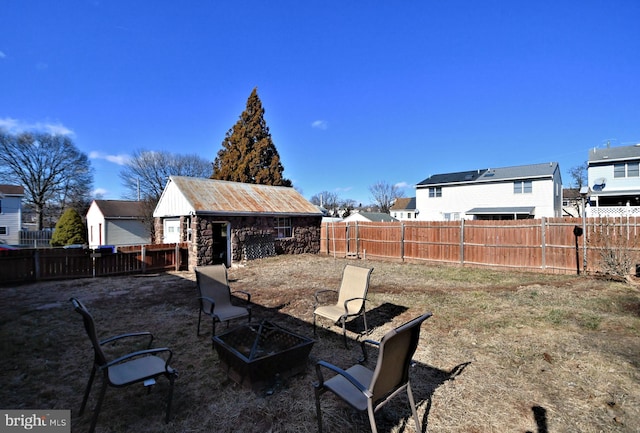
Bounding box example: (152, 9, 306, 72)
(34, 249, 40, 280)
(141, 245, 146, 273)
(175, 243, 180, 271)
(460, 219, 465, 265)
(541, 217, 546, 270)
(400, 222, 405, 262)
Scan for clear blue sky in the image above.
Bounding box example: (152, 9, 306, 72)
(2, 1, 639, 206)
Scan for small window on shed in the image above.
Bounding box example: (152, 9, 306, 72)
(274, 217, 292, 238)
(0, 227, 7, 235)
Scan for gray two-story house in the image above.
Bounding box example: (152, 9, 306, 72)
(587, 144, 640, 217)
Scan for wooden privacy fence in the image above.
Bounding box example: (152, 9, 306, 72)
(320, 217, 640, 275)
(0, 243, 189, 284)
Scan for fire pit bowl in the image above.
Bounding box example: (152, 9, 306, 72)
(212, 320, 315, 389)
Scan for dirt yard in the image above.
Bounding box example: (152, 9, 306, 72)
(1, 253, 639, 432)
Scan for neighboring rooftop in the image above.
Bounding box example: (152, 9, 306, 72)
(390, 197, 416, 211)
(352, 212, 397, 222)
(589, 143, 640, 163)
(93, 200, 147, 218)
(0, 184, 25, 196)
(418, 162, 559, 186)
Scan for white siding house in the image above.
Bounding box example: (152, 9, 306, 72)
(390, 197, 418, 220)
(86, 200, 150, 248)
(415, 162, 562, 221)
(0, 184, 24, 245)
(587, 144, 640, 218)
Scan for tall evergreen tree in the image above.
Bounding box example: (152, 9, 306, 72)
(212, 88, 292, 187)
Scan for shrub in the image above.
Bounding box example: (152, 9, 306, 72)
(50, 208, 87, 247)
(591, 218, 640, 280)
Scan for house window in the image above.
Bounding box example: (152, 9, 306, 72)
(514, 181, 532, 194)
(613, 162, 639, 178)
(274, 217, 292, 238)
(429, 187, 442, 198)
(0, 199, 2, 213)
(0, 227, 7, 235)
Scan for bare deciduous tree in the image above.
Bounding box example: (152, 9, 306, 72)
(119, 149, 212, 201)
(369, 181, 405, 213)
(119, 149, 212, 242)
(310, 191, 339, 210)
(569, 162, 588, 189)
(0, 131, 93, 229)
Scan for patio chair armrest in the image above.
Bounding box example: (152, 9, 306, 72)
(314, 361, 371, 396)
(231, 290, 251, 304)
(314, 289, 337, 307)
(343, 296, 366, 314)
(100, 332, 154, 349)
(358, 339, 380, 363)
(104, 347, 174, 372)
(198, 296, 216, 314)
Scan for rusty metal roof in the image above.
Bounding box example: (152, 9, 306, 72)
(164, 176, 322, 216)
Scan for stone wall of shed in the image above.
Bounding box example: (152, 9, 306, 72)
(193, 215, 321, 268)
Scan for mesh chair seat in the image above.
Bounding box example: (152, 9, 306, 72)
(314, 313, 432, 433)
(70, 297, 177, 433)
(195, 264, 252, 345)
(313, 265, 374, 347)
(108, 356, 175, 387)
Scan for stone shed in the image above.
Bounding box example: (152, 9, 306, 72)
(153, 176, 322, 268)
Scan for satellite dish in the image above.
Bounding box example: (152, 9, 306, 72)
(592, 178, 606, 191)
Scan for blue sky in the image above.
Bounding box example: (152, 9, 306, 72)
(1, 1, 639, 206)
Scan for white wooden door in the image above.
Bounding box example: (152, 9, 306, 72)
(163, 219, 180, 243)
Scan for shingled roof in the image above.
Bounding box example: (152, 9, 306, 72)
(418, 162, 558, 186)
(93, 200, 147, 218)
(390, 197, 416, 211)
(0, 184, 25, 196)
(589, 144, 640, 163)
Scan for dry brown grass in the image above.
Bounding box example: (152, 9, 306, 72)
(1, 254, 639, 433)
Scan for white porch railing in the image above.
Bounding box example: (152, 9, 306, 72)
(586, 205, 640, 218)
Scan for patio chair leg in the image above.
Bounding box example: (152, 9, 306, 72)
(197, 310, 203, 336)
(88, 377, 108, 433)
(363, 311, 368, 335)
(165, 374, 175, 423)
(341, 317, 348, 348)
(313, 314, 317, 336)
(314, 386, 324, 433)
(80, 365, 97, 415)
(407, 382, 422, 432)
(367, 403, 378, 433)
